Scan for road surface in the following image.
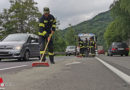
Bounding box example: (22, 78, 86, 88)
(0, 55, 130, 90)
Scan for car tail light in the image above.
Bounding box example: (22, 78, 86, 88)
(125, 48, 129, 51)
(112, 48, 116, 51)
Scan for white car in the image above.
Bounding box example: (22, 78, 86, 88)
(65, 46, 76, 56)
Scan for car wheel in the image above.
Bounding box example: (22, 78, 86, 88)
(110, 54, 113, 56)
(38, 56, 40, 60)
(107, 53, 109, 56)
(23, 51, 30, 61)
(121, 54, 123, 56)
(0, 59, 1, 62)
(125, 54, 128, 56)
(74, 53, 76, 56)
(69, 54, 71, 56)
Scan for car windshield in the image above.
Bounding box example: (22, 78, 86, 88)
(112, 42, 121, 46)
(121, 43, 128, 47)
(112, 42, 128, 48)
(2, 34, 28, 42)
(67, 46, 75, 49)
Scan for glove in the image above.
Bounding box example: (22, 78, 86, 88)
(51, 30, 54, 34)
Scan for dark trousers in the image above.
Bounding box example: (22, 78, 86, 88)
(90, 47, 95, 54)
(39, 36, 54, 63)
(84, 48, 89, 57)
(91, 47, 95, 54)
(80, 48, 84, 56)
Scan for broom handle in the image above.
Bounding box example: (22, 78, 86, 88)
(40, 33, 53, 62)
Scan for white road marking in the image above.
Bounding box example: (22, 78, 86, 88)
(0, 65, 28, 71)
(66, 62, 81, 66)
(95, 57, 130, 85)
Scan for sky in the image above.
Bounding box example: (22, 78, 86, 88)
(0, 0, 114, 29)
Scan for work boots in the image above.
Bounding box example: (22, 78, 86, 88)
(41, 54, 55, 64)
(49, 55, 55, 64)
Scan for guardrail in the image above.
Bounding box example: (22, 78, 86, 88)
(54, 52, 65, 55)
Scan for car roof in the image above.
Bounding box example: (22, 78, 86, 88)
(10, 33, 33, 35)
(112, 42, 127, 45)
(9, 33, 38, 38)
(67, 46, 75, 47)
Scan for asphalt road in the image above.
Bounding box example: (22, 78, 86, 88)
(0, 56, 72, 74)
(0, 55, 130, 90)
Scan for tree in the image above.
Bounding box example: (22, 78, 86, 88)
(1, 0, 41, 34)
(104, 0, 130, 47)
(104, 19, 123, 46)
(0, 9, 14, 36)
(120, 0, 130, 15)
(65, 24, 76, 46)
(53, 31, 66, 52)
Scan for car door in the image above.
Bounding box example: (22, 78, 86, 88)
(30, 35, 40, 57)
(33, 36, 40, 57)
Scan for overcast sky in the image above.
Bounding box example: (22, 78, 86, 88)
(0, 0, 114, 29)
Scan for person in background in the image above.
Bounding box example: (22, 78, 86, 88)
(78, 37, 84, 57)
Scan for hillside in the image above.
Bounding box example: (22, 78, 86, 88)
(63, 11, 113, 48)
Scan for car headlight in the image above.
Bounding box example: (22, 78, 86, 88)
(15, 46, 22, 50)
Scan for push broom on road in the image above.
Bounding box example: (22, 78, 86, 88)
(32, 33, 53, 67)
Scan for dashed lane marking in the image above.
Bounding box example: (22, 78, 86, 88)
(95, 57, 130, 85)
(0, 65, 28, 71)
(66, 62, 81, 66)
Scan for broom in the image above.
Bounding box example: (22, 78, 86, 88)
(32, 33, 53, 67)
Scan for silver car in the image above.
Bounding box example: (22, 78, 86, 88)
(65, 46, 76, 56)
(0, 33, 40, 61)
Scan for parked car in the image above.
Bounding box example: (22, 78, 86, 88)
(107, 42, 129, 56)
(98, 49, 105, 54)
(65, 46, 76, 56)
(0, 33, 40, 61)
(97, 46, 105, 54)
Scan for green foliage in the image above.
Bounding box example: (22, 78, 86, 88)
(104, 19, 122, 47)
(0, 0, 41, 35)
(65, 26, 76, 46)
(63, 11, 113, 50)
(104, 0, 130, 48)
(53, 31, 66, 52)
(120, 0, 130, 14)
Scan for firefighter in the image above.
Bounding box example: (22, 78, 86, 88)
(78, 37, 84, 57)
(84, 38, 89, 57)
(39, 7, 56, 64)
(89, 37, 96, 54)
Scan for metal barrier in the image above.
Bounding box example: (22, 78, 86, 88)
(54, 52, 65, 55)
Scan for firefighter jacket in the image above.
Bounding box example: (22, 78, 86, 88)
(89, 40, 96, 48)
(39, 14, 56, 36)
(79, 40, 85, 48)
(84, 41, 89, 48)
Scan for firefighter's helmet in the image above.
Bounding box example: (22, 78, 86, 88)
(43, 7, 50, 14)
